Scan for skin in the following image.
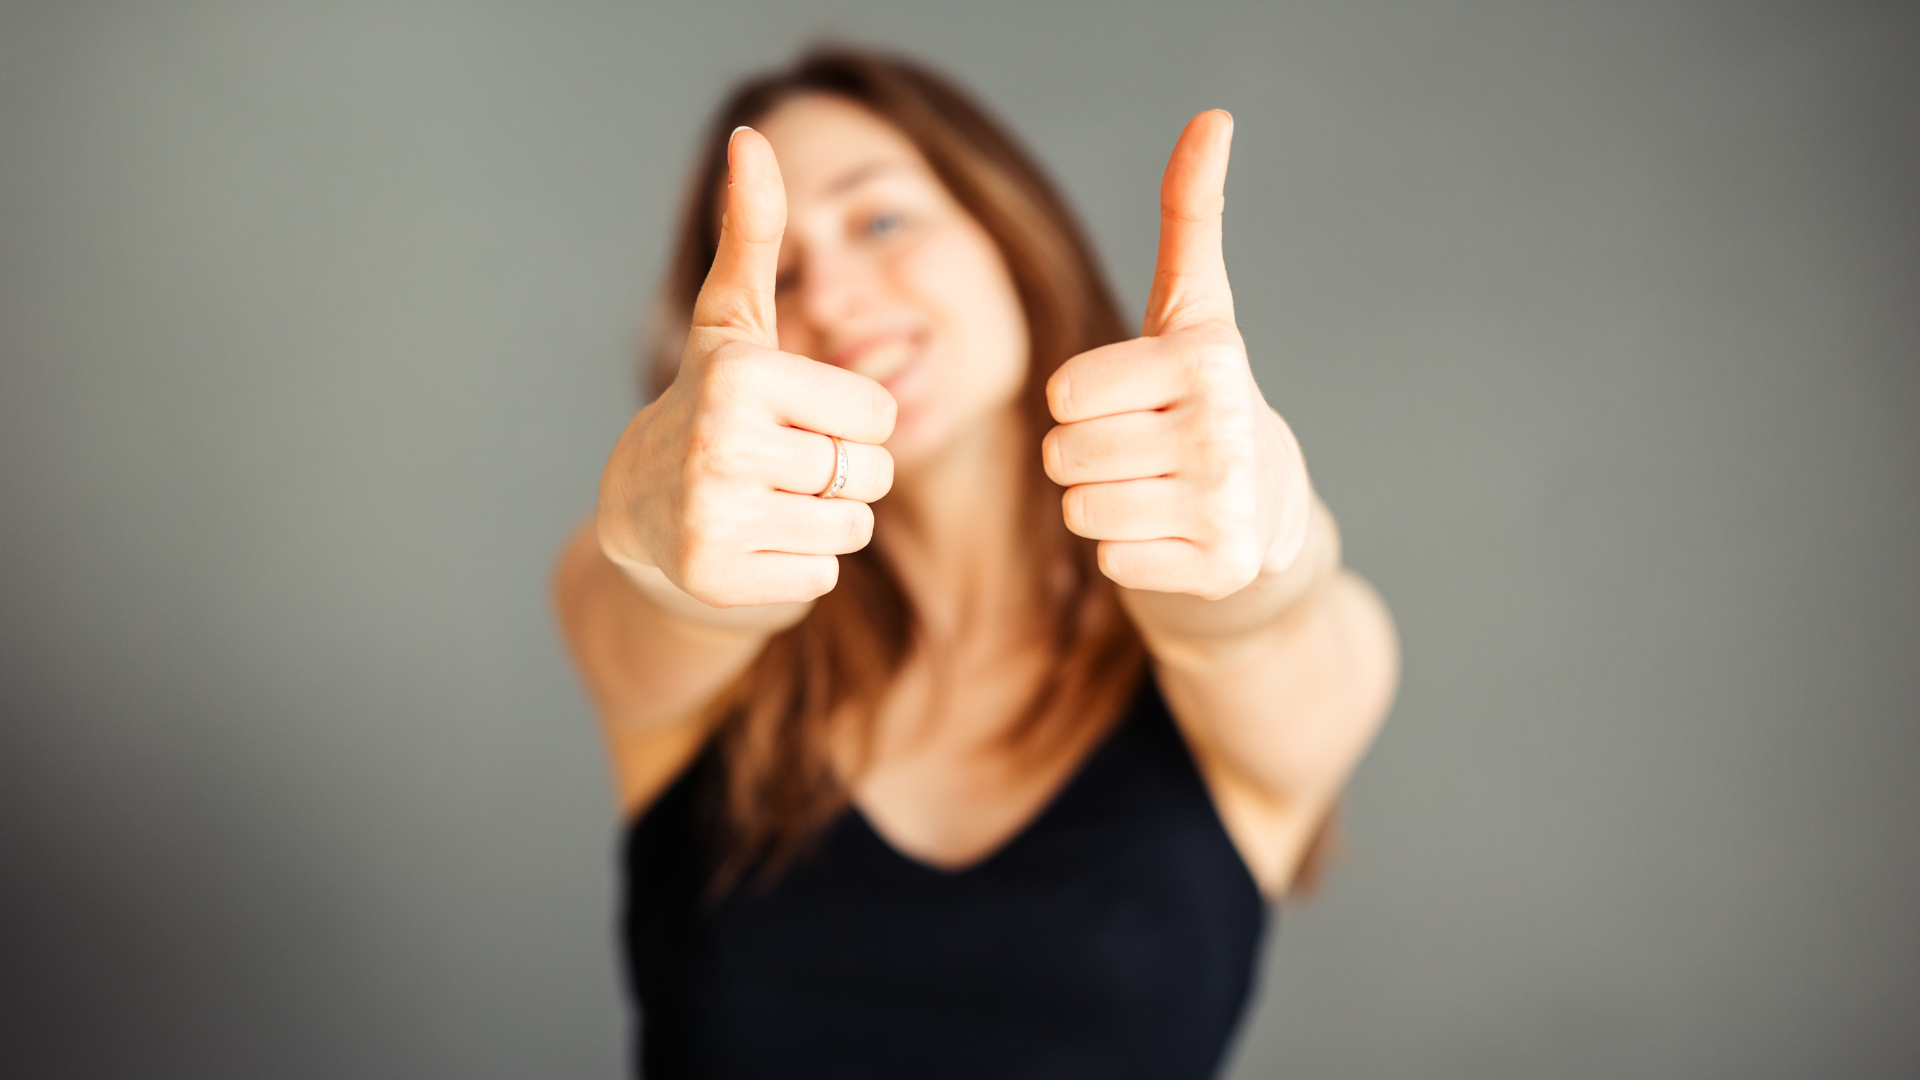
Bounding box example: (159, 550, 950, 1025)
(557, 95, 1399, 896)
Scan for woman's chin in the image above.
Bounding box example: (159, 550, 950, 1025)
(882, 415, 945, 475)
(883, 399, 1025, 482)
(880, 355, 1028, 482)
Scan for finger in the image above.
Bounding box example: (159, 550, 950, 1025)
(691, 126, 785, 345)
(734, 349, 896, 444)
(693, 551, 839, 607)
(1042, 411, 1178, 487)
(1143, 109, 1234, 336)
(753, 492, 875, 556)
(1093, 538, 1213, 596)
(1060, 477, 1191, 542)
(764, 427, 894, 503)
(1046, 337, 1187, 423)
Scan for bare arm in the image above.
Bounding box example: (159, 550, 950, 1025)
(1120, 495, 1399, 895)
(554, 519, 806, 731)
(553, 521, 808, 814)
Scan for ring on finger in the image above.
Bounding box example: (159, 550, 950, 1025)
(818, 436, 850, 499)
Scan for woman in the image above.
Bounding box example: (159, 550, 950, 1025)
(556, 48, 1398, 1079)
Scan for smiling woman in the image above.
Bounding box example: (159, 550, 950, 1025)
(554, 47, 1397, 1080)
(764, 97, 1032, 470)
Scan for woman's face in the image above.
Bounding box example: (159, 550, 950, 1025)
(756, 94, 1030, 471)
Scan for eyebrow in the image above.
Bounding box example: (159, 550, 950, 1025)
(817, 159, 910, 199)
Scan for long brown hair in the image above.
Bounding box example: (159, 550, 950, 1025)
(647, 47, 1146, 894)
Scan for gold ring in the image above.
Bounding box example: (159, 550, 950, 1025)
(818, 436, 849, 499)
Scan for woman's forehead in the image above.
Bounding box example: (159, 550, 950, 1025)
(756, 94, 937, 205)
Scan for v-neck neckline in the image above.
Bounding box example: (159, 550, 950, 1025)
(842, 696, 1137, 879)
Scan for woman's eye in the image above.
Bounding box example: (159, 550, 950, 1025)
(864, 213, 904, 239)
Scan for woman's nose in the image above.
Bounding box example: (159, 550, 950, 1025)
(794, 246, 880, 337)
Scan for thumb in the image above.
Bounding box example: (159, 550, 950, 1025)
(1142, 109, 1234, 337)
(691, 126, 786, 346)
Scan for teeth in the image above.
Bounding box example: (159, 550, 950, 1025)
(853, 339, 914, 382)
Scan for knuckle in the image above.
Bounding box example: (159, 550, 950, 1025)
(1185, 411, 1255, 482)
(683, 420, 723, 470)
(845, 504, 874, 551)
(677, 553, 725, 605)
(868, 386, 899, 439)
(680, 326, 728, 367)
(683, 420, 738, 483)
(1197, 354, 1241, 398)
(679, 489, 745, 559)
(811, 556, 842, 599)
(1061, 487, 1092, 535)
(1041, 429, 1068, 482)
(1188, 457, 1229, 494)
(701, 292, 763, 336)
(676, 509, 717, 564)
(703, 345, 766, 402)
(1209, 542, 1261, 598)
(1046, 366, 1074, 421)
(1179, 334, 1246, 397)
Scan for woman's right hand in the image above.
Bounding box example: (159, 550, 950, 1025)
(596, 127, 896, 609)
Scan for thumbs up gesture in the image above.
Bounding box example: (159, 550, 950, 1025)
(597, 128, 897, 608)
(1043, 112, 1311, 601)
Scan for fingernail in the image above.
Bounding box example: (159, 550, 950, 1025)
(726, 126, 752, 187)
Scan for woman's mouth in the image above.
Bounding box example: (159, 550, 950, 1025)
(829, 329, 924, 387)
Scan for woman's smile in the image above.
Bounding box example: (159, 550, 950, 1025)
(823, 326, 924, 387)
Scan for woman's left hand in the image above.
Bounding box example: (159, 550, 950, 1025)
(1042, 110, 1312, 601)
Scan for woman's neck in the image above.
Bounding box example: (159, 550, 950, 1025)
(876, 407, 1039, 652)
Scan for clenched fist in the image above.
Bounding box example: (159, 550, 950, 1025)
(597, 127, 897, 608)
(1042, 111, 1311, 601)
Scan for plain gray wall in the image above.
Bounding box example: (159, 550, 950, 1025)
(2, 2, 1916, 1077)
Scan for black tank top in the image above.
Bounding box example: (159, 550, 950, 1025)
(621, 674, 1269, 1079)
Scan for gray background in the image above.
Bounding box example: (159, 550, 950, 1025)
(2, 2, 1916, 1077)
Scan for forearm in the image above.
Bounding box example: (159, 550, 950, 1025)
(1121, 495, 1397, 809)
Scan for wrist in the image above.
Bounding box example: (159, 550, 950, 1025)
(616, 559, 815, 638)
(1121, 491, 1341, 666)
